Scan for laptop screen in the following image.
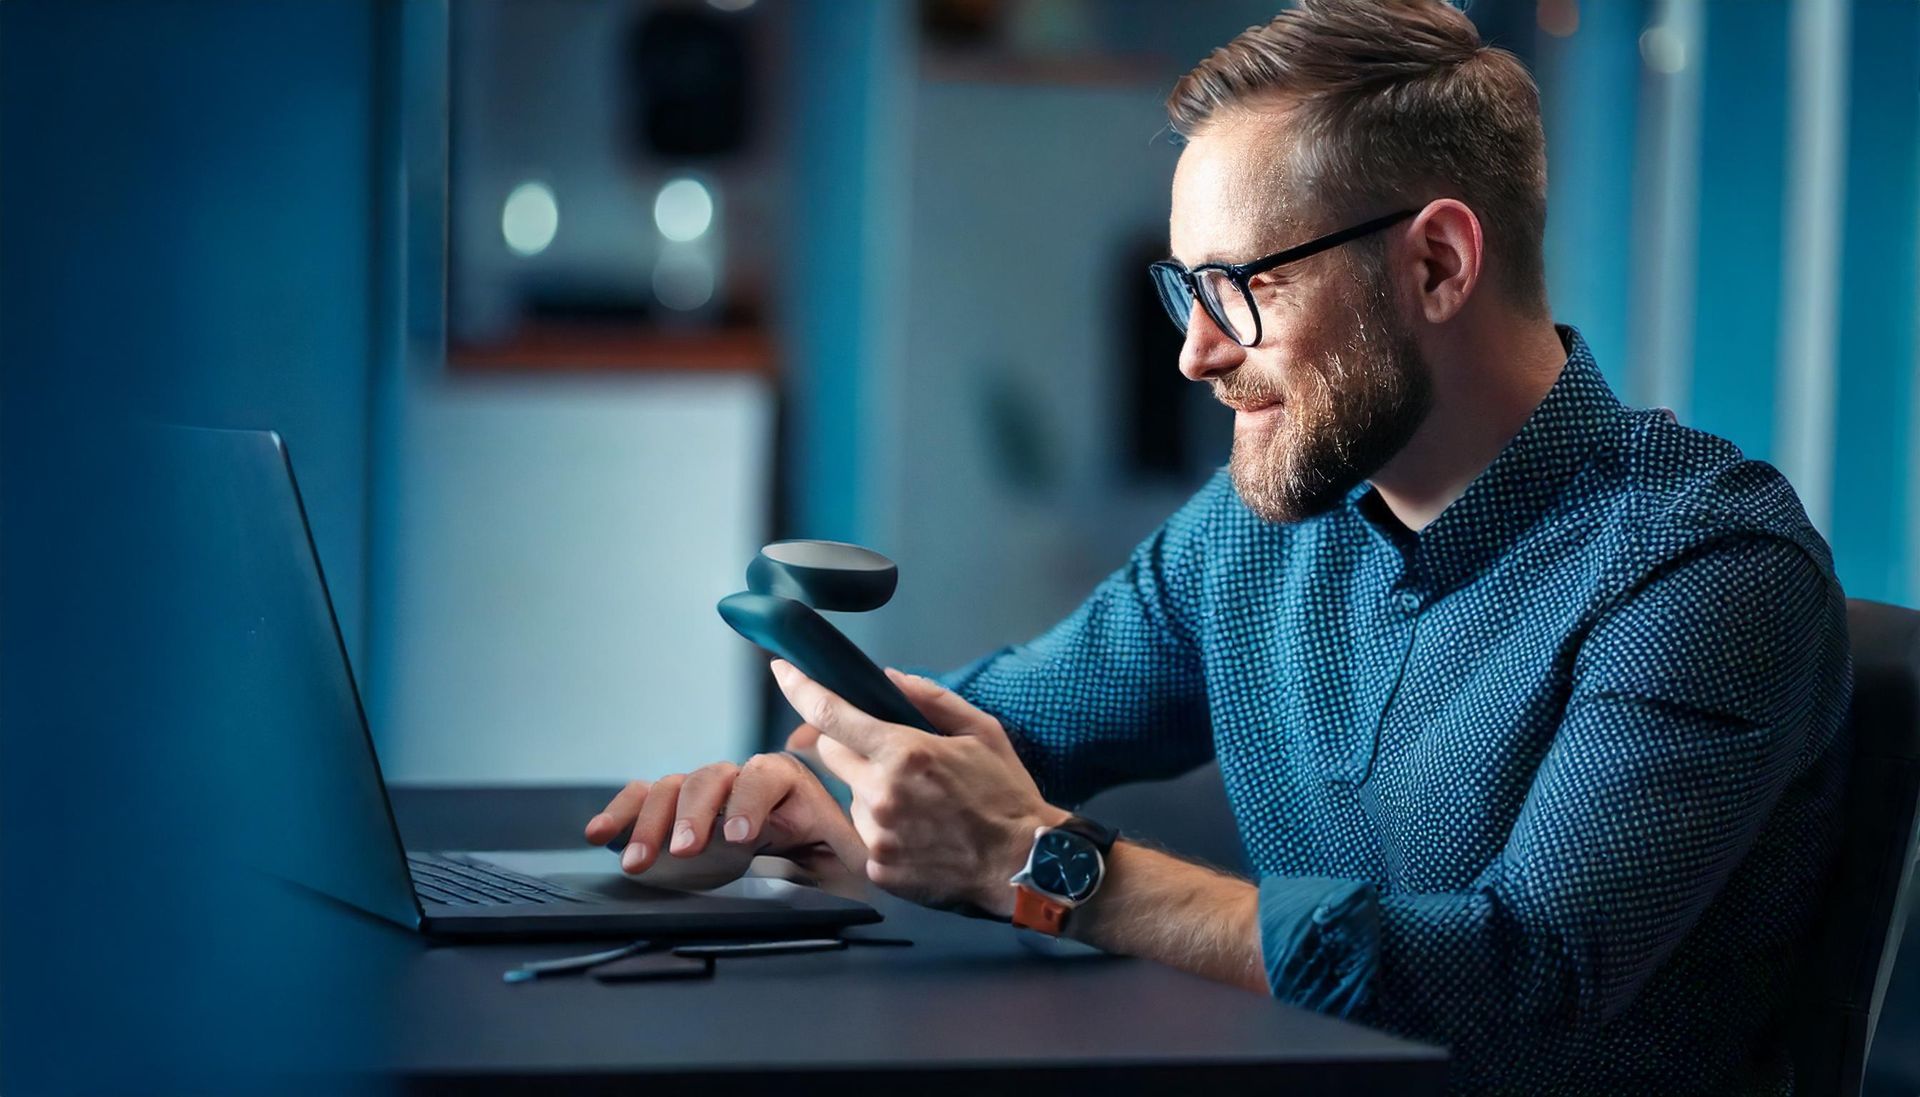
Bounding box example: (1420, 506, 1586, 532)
(153, 426, 420, 930)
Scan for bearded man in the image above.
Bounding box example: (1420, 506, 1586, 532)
(586, 2, 1851, 1092)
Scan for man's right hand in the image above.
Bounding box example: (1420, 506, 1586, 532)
(582, 750, 867, 883)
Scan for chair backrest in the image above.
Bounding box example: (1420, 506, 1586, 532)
(1787, 599, 1920, 1097)
(1081, 760, 1247, 875)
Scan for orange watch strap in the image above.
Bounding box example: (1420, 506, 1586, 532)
(1011, 885, 1070, 935)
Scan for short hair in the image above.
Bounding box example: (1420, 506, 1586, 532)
(1168, 0, 1549, 315)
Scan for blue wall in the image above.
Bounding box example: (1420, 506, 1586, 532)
(1, 0, 383, 656)
(1535, 0, 1919, 607)
(1, 2, 398, 1091)
(1688, 2, 1790, 462)
(1830, 0, 1920, 605)
(782, 0, 913, 548)
(1536, 0, 1648, 393)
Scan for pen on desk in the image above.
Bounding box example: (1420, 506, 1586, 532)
(503, 940, 652, 983)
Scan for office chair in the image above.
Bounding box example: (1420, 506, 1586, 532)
(1078, 601, 1920, 1097)
(1788, 598, 1920, 1097)
(1082, 759, 1247, 875)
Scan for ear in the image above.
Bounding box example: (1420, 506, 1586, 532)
(1402, 199, 1482, 324)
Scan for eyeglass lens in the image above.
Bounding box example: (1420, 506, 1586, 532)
(1150, 266, 1194, 334)
(1194, 269, 1256, 345)
(1148, 265, 1257, 347)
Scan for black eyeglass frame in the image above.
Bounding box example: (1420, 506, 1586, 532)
(1149, 208, 1418, 348)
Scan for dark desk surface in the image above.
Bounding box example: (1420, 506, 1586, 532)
(388, 786, 1448, 1096)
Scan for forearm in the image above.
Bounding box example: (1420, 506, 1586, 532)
(1063, 840, 1266, 994)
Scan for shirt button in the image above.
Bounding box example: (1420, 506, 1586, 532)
(1398, 590, 1421, 613)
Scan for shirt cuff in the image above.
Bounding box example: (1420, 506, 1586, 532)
(1258, 875, 1381, 1018)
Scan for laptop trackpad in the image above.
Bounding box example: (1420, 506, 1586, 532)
(469, 848, 817, 901)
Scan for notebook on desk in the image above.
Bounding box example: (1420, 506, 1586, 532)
(156, 425, 880, 940)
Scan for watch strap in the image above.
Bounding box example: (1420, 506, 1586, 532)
(1056, 814, 1118, 855)
(1008, 814, 1117, 936)
(1011, 881, 1071, 934)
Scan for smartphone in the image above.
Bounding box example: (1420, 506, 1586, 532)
(591, 951, 714, 983)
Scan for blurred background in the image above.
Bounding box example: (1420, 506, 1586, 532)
(0, 0, 1916, 1088)
(12, 0, 1915, 785)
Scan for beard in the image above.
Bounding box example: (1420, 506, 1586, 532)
(1218, 280, 1433, 525)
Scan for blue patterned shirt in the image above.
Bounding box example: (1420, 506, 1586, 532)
(945, 328, 1851, 1095)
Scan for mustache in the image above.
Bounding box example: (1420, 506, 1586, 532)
(1211, 371, 1288, 410)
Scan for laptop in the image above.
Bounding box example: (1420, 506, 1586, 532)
(156, 425, 880, 939)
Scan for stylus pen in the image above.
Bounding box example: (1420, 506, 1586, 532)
(503, 940, 651, 983)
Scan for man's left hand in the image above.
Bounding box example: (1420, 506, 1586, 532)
(769, 659, 1069, 918)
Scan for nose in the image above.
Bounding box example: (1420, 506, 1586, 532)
(1176, 301, 1245, 383)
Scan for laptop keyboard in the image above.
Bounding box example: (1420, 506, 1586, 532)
(407, 851, 593, 907)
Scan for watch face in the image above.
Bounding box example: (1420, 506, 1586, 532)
(1029, 829, 1101, 902)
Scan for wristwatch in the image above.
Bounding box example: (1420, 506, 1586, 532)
(1008, 815, 1119, 935)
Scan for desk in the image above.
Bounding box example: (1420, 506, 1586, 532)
(388, 787, 1449, 1095)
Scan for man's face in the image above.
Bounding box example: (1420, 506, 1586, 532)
(1168, 117, 1432, 524)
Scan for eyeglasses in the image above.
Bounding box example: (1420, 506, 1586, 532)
(1148, 209, 1416, 348)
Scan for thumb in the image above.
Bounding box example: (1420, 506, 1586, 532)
(785, 723, 822, 757)
(885, 668, 1013, 748)
(812, 800, 870, 874)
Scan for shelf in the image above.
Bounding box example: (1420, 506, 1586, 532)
(447, 327, 777, 376)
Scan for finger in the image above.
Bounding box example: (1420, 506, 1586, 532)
(769, 659, 906, 757)
(623, 772, 684, 873)
(585, 779, 650, 845)
(816, 734, 878, 796)
(885, 668, 1005, 742)
(721, 754, 801, 845)
(849, 796, 886, 858)
(671, 761, 740, 857)
(785, 723, 822, 756)
(804, 783, 871, 872)
(731, 756, 870, 873)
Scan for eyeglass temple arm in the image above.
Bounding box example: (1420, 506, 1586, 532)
(1236, 208, 1419, 278)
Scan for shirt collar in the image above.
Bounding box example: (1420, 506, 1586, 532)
(1350, 325, 1623, 597)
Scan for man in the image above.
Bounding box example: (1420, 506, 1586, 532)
(584, 2, 1851, 1092)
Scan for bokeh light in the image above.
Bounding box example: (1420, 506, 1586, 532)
(501, 181, 559, 257)
(653, 177, 715, 243)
